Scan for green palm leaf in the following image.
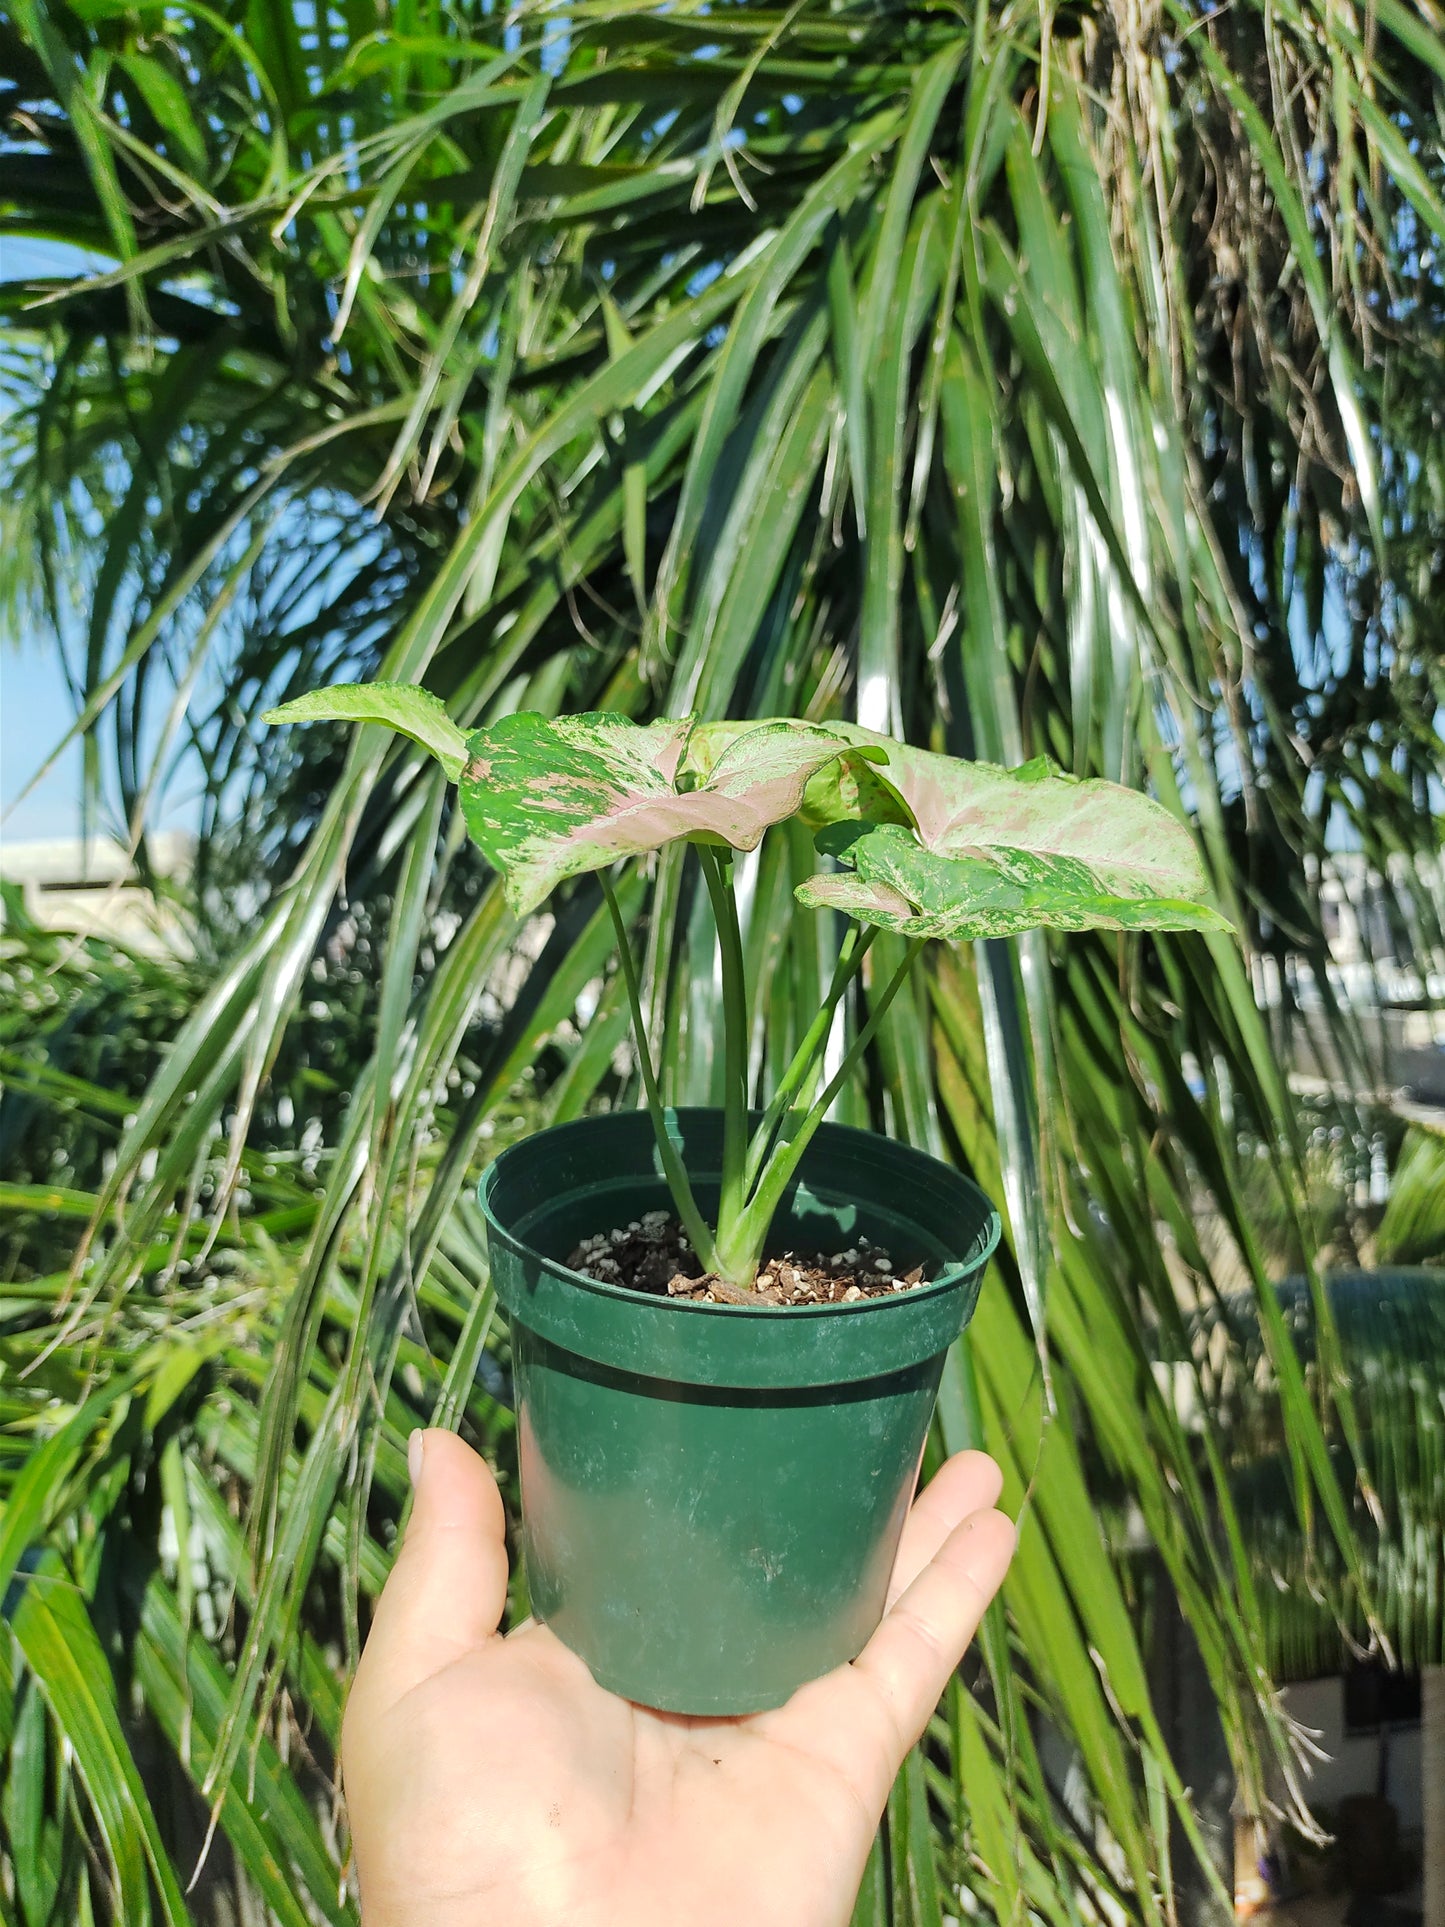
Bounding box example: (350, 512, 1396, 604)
(3, 0, 1442, 1915)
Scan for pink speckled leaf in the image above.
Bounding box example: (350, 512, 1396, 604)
(868, 742, 1218, 901)
(796, 731, 1231, 939)
(459, 712, 854, 915)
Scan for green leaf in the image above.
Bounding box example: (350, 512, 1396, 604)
(9, 1565, 191, 1924)
(135, 1574, 346, 1926)
(0, 1378, 133, 1610)
(1378, 1125, 1445, 1263)
(115, 53, 209, 177)
(264, 682, 470, 781)
(458, 712, 854, 915)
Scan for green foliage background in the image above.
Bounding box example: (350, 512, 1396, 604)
(1, 0, 1444, 1919)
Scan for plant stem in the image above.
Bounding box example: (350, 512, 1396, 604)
(697, 844, 750, 1254)
(745, 922, 876, 1190)
(600, 872, 720, 1274)
(712, 938, 926, 1285)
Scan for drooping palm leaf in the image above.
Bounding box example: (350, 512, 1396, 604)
(1201, 1270, 1445, 1682)
(3, 0, 1444, 1917)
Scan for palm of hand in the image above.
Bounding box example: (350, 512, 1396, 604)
(342, 1431, 1013, 1927)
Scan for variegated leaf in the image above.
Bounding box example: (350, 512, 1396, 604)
(459, 712, 854, 915)
(797, 732, 1230, 938)
(797, 822, 1230, 938)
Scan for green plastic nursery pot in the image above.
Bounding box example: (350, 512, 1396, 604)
(480, 1109, 1000, 1716)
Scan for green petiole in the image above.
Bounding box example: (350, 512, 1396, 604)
(710, 939, 925, 1288)
(697, 844, 751, 1250)
(601, 873, 721, 1276)
(608, 865, 914, 1290)
(744, 922, 876, 1192)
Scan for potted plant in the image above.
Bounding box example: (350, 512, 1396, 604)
(267, 687, 1228, 1712)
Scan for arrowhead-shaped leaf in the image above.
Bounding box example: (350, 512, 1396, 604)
(265, 691, 1224, 936)
(796, 733, 1231, 939)
(460, 712, 855, 915)
(263, 683, 469, 782)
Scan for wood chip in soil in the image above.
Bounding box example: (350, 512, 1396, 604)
(566, 1212, 928, 1307)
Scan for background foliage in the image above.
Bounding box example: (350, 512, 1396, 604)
(2, 0, 1444, 1919)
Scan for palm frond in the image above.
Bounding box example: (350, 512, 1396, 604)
(3, 0, 1444, 1915)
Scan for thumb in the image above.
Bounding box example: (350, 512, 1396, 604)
(356, 1429, 511, 1708)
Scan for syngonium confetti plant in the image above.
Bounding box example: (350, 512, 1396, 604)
(266, 686, 1230, 1291)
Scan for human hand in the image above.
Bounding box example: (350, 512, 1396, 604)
(342, 1428, 1015, 1927)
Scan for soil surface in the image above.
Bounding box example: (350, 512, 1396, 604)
(566, 1211, 930, 1307)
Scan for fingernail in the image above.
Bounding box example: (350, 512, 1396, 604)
(408, 1429, 425, 1489)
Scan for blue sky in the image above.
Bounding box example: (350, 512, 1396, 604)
(0, 647, 87, 842)
(2, 236, 105, 844)
(1, 235, 209, 847)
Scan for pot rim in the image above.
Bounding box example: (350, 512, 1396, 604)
(479, 1108, 1001, 1321)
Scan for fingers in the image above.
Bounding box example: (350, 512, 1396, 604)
(775, 1492, 1014, 1805)
(853, 1506, 1014, 1755)
(886, 1451, 1003, 1606)
(355, 1429, 511, 1707)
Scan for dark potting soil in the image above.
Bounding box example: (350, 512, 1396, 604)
(566, 1211, 930, 1307)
